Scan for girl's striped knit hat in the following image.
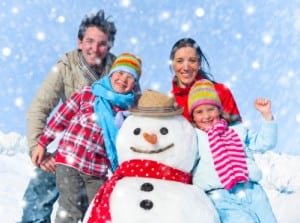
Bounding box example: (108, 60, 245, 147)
(188, 79, 222, 115)
(109, 52, 142, 80)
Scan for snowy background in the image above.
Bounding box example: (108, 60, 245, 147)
(0, 0, 300, 222)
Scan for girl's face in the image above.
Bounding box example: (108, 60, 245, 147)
(172, 46, 200, 88)
(111, 71, 136, 94)
(192, 104, 221, 131)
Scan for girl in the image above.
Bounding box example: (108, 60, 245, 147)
(189, 79, 277, 223)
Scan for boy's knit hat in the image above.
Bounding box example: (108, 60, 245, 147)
(188, 79, 222, 115)
(109, 52, 142, 80)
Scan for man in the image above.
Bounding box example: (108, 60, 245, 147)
(21, 9, 117, 223)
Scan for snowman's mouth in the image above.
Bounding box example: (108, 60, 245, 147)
(130, 143, 174, 154)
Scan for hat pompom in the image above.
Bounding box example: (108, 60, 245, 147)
(188, 79, 222, 115)
(109, 52, 142, 80)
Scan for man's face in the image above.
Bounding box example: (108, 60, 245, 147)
(78, 26, 109, 67)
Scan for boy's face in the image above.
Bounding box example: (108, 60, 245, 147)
(78, 26, 109, 67)
(111, 71, 136, 94)
(192, 104, 221, 131)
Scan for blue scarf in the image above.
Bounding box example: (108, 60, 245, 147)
(91, 76, 135, 171)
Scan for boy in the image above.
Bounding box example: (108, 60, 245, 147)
(31, 53, 142, 223)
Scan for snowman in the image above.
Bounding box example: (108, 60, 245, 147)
(84, 89, 220, 223)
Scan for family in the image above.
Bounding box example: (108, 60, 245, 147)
(20, 9, 278, 223)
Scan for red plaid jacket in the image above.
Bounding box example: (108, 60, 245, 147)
(38, 86, 121, 177)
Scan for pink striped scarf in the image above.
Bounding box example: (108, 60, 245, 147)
(206, 119, 249, 190)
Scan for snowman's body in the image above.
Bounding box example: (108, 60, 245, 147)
(84, 114, 220, 223)
(110, 177, 218, 223)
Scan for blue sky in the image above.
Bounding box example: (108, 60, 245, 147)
(1, 0, 299, 155)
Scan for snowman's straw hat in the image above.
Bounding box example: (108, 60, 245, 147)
(129, 89, 183, 116)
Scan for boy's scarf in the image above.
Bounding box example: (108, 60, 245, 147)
(206, 119, 249, 190)
(87, 159, 192, 223)
(91, 76, 135, 171)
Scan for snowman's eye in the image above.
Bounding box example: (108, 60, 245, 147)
(160, 127, 168, 135)
(133, 128, 141, 135)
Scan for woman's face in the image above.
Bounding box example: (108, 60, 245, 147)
(172, 46, 200, 88)
(110, 71, 136, 94)
(192, 104, 221, 131)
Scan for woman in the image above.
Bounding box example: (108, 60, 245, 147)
(170, 38, 241, 124)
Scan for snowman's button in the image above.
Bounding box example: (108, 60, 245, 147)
(140, 199, 153, 210)
(140, 182, 154, 192)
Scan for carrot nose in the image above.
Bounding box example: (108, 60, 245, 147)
(143, 133, 157, 144)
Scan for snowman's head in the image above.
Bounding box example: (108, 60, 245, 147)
(116, 114, 198, 172)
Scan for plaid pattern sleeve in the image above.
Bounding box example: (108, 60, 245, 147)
(38, 86, 110, 177)
(38, 90, 82, 147)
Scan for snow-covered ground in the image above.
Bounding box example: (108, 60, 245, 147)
(0, 131, 299, 223)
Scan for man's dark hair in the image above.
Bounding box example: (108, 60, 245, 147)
(78, 9, 117, 48)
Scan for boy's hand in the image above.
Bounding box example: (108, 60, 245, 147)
(40, 153, 56, 173)
(31, 145, 56, 172)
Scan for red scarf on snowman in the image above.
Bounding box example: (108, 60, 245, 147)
(87, 159, 192, 223)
